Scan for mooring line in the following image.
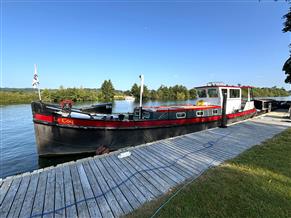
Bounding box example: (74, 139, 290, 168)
(29, 131, 233, 218)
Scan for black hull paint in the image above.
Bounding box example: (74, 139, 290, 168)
(34, 112, 255, 156)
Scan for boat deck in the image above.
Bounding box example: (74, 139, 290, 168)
(0, 112, 290, 218)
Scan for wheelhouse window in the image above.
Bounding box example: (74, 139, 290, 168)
(208, 89, 219, 98)
(229, 89, 240, 98)
(197, 89, 207, 98)
(196, 111, 204, 117)
(176, 112, 186, 119)
(142, 111, 150, 119)
(221, 89, 228, 98)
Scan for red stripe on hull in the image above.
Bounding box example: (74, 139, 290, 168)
(226, 109, 256, 119)
(34, 114, 54, 123)
(33, 108, 256, 128)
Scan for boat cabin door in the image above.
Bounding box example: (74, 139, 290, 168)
(219, 87, 241, 114)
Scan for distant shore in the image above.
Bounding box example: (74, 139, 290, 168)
(1, 87, 290, 105)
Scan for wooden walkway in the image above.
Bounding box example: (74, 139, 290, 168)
(0, 118, 289, 218)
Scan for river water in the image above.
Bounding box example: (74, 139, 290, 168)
(1, 99, 197, 178)
(1, 96, 290, 178)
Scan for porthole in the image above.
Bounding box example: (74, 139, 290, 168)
(176, 112, 186, 119)
(196, 111, 204, 117)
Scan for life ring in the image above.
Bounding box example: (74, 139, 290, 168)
(60, 99, 73, 112)
(196, 100, 205, 106)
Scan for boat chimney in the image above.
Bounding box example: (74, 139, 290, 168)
(139, 74, 144, 119)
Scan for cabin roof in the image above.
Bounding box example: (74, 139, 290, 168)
(143, 105, 221, 112)
(195, 85, 254, 89)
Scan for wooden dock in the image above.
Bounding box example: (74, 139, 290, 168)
(0, 114, 290, 218)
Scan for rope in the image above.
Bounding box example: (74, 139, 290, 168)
(29, 131, 231, 218)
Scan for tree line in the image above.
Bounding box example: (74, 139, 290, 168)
(0, 81, 290, 105)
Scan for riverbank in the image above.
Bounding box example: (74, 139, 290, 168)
(127, 127, 291, 218)
(1, 87, 290, 105)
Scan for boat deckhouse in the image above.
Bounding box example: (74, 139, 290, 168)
(195, 82, 254, 114)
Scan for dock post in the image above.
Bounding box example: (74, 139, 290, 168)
(220, 92, 227, 128)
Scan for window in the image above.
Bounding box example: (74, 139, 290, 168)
(197, 89, 207, 98)
(196, 111, 204, 117)
(134, 111, 140, 116)
(213, 109, 218, 115)
(230, 89, 240, 98)
(176, 112, 186, 119)
(143, 112, 150, 119)
(208, 89, 218, 98)
(221, 89, 228, 98)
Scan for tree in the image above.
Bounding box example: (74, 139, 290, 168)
(282, 8, 291, 84)
(189, 88, 197, 99)
(100, 80, 115, 102)
(130, 83, 140, 98)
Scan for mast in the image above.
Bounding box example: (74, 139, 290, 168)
(139, 74, 144, 119)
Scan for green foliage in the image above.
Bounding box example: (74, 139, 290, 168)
(0, 85, 289, 105)
(283, 57, 291, 84)
(252, 87, 289, 97)
(130, 83, 140, 98)
(282, 8, 291, 84)
(100, 80, 115, 102)
(0, 91, 38, 104)
(130, 84, 194, 101)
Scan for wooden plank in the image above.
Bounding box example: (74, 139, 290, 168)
(143, 146, 193, 179)
(169, 138, 235, 160)
(82, 160, 114, 218)
(135, 148, 188, 182)
(94, 158, 133, 214)
(125, 153, 171, 192)
(163, 139, 216, 165)
(70, 164, 90, 218)
(89, 158, 124, 217)
(62, 165, 77, 218)
(109, 155, 158, 200)
(0, 179, 13, 206)
(0, 177, 22, 218)
(105, 156, 148, 204)
(175, 135, 244, 159)
(154, 141, 209, 172)
(132, 149, 178, 186)
(19, 173, 39, 218)
(76, 163, 102, 218)
(31, 170, 48, 217)
(7, 175, 30, 218)
(54, 167, 65, 218)
(161, 140, 222, 167)
(115, 155, 163, 198)
(43, 169, 56, 218)
(151, 143, 203, 175)
(133, 149, 181, 185)
(101, 157, 141, 209)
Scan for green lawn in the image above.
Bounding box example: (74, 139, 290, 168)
(127, 128, 291, 218)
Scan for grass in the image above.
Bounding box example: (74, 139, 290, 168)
(126, 128, 291, 218)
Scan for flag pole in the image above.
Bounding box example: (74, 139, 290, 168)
(34, 64, 42, 101)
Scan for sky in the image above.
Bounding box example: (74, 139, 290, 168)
(1, 0, 291, 90)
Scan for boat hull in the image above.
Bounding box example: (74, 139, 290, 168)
(34, 111, 255, 156)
